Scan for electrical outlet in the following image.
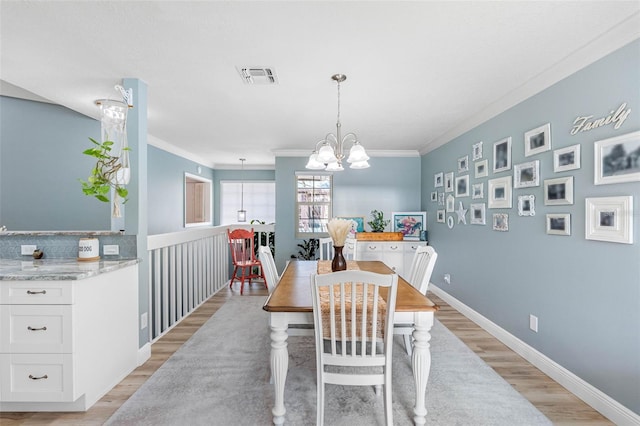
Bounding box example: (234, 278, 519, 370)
(140, 312, 148, 330)
(529, 314, 538, 332)
(21, 244, 37, 255)
(103, 245, 119, 255)
(444, 273, 451, 284)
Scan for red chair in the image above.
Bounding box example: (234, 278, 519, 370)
(227, 228, 267, 295)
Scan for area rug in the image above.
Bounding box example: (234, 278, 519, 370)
(106, 296, 551, 425)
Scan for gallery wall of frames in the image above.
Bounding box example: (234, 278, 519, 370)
(430, 121, 637, 244)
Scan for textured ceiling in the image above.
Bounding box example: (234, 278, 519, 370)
(1, 1, 639, 168)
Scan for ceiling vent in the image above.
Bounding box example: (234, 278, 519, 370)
(237, 67, 278, 85)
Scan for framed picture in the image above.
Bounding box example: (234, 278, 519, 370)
(392, 211, 427, 240)
(444, 172, 454, 193)
(434, 172, 444, 188)
(513, 160, 540, 188)
(493, 137, 512, 173)
(446, 194, 455, 212)
(518, 195, 535, 216)
(337, 217, 365, 236)
(585, 196, 633, 244)
(455, 175, 469, 197)
(554, 144, 581, 172)
(438, 192, 445, 206)
(524, 123, 551, 157)
(594, 130, 640, 185)
(472, 141, 483, 160)
(472, 182, 484, 199)
(430, 191, 438, 202)
(493, 213, 509, 232)
(436, 209, 445, 223)
(470, 203, 486, 225)
(544, 176, 574, 205)
(458, 155, 469, 173)
(488, 176, 512, 209)
(475, 159, 489, 178)
(546, 213, 570, 236)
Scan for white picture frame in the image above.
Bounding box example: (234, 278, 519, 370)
(472, 141, 483, 160)
(434, 172, 444, 188)
(594, 130, 640, 185)
(585, 196, 633, 244)
(470, 203, 486, 225)
(513, 160, 540, 189)
(475, 159, 489, 178)
(518, 195, 535, 216)
(444, 172, 454, 193)
(493, 137, 512, 173)
(438, 192, 445, 206)
(544, 176, 574, 205)
(458, 155, 469, 173)
(493, 213, 509, 232)
(436, 209, 445, 223)
(472, 182, 484, 199)
(546, 213, 571, 236)
(488, 176, 512, 209)
(553, 144, 581, 172)
(430, 191, 438, 202)
(446, 194, 455, 212)
(455, 175, 469, 197)
(524, 123, 551, 157)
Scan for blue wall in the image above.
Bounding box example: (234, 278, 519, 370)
(0, 97, 109, 230)
(274, 155, 421, 271)
(421, 40, 640, 414)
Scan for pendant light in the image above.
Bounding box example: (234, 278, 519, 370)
(237, 158, 247, 222)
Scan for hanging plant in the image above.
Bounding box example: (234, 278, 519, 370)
(79, 137, 130, 215)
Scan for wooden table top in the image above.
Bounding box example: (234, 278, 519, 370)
(263, 260, 438, 313)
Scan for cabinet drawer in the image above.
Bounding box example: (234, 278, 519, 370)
(404, 241, 427, 254)
(0, 353, 75, 402)
(0, 282, 73, 305)
(0, 306, 73, 353)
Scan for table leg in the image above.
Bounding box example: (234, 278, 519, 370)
(411, 311, 434, 425)
(270, 313, 289, 425)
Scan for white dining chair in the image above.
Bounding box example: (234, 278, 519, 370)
(258, 246, 279, 294)
(394, 245, 438, 355)
(311, 270, 398, 426)
(318, 237, 334, 260)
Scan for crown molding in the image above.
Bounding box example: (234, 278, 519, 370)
(420, 12, 640, 156)
(147, 135, 216, 169)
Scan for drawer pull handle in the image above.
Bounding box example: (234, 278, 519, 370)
(27, 290, 47, 295)
(29, 374, 48, 380)
(27, 326, 48, 331)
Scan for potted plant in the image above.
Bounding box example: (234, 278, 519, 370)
(79, 137, 130, 217)
(367, 209, 390, 232)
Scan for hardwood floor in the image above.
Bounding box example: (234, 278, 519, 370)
(1, 284, 612, 425)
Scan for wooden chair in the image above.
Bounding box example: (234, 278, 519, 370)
(227, 228, 267, 295)
(311, 270, 398, 426)
(394, 245, 438, 355)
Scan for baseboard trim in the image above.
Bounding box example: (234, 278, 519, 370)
(137, 342, 151, 366)
(430, 284, 640, 426)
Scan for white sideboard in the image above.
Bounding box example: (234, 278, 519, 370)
(0, 264, 139, 411)
(356, 240, 427, 278)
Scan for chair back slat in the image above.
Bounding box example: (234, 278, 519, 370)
(258, 246, 278, 293)
(406, 246, 438, 295)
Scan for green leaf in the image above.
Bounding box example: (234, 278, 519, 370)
(95, 195, 109, 203)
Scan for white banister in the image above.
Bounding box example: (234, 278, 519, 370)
(147, 224, 275, 341)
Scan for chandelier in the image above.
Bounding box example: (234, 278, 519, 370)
(305, 74, 370, 171)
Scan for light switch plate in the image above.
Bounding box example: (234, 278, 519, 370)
(21, 245, 37, 255)
(103, 245, 119, 255)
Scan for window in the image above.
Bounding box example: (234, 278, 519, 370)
(295, 172, 332, 238)
(220, 181, 275, 225)
(184, 173, 212, 227)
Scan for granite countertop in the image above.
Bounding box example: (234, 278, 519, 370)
(0, 258, 140, 281)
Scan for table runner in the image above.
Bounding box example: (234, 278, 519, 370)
(316, 260, 387, 340)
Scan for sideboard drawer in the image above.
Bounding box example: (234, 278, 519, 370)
(0, 305, 73, 353)
(0, 353, 75, 402)
(0, 282, 73, 305)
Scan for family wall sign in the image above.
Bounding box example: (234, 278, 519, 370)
(571, 102, 631, 135)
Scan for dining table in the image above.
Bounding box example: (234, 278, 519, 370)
(262, 260, 439, 425)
